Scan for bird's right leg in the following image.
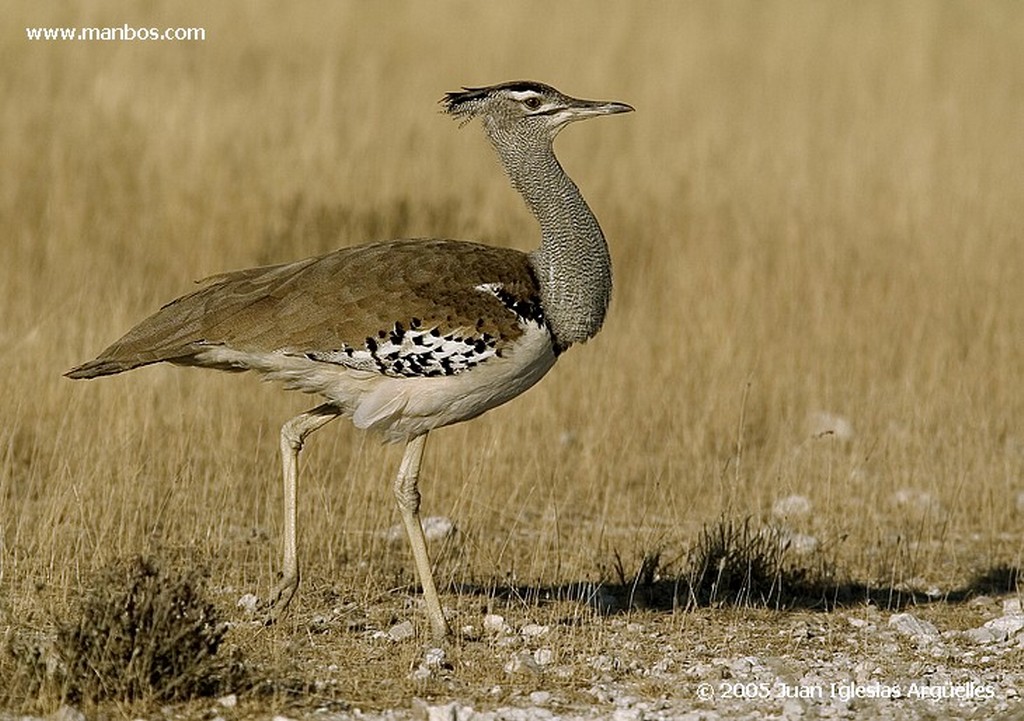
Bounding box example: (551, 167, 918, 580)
(265, 403, 341, 622)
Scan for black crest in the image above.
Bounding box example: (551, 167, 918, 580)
(441, 80, 557, 122)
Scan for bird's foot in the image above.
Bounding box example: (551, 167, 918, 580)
(262, 573, 299, 625)
(423, 602, 453, 641)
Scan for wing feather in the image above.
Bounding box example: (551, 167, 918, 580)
(66, 239, 543, 379)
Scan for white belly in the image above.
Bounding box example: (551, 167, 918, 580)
(194, 322, 558, 441)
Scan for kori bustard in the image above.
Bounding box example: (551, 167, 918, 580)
(67, 81, 633, 639)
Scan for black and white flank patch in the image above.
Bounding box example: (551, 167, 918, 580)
(474, 282, 545, 327)
(303, 317, 498, 378)
(298, 283, 548, 378)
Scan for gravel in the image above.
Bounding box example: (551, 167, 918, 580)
(7, 601, 1022, 720)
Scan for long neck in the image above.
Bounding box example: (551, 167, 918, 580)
(488, 126, 612, 349)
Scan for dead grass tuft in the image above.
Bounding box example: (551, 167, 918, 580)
(6, 556, 242, 706)
(685, 517, 825, 609)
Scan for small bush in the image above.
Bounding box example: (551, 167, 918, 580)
(686, 517, 804, 608)
(51, 556, 235, 703)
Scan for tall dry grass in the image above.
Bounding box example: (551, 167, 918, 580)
(2, 0, 1022, 648)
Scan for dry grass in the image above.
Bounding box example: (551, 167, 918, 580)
(2, 0, 1023, 715)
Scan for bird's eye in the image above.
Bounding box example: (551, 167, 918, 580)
(523, 96, 542, 110)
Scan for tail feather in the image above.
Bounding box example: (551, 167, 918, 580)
(65, 357, 155, 379)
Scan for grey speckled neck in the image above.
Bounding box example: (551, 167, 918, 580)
(485, 124, 612, 349)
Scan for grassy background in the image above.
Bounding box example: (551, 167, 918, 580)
(2, 0, 1023, 711)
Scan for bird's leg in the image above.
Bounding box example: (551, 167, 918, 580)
(265, 403, 341, 622)
(394, 433, 451, 639)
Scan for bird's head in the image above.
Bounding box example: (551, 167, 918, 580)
(442, 81, 633, 142)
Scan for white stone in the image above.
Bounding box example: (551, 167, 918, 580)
(388, 620, 416, 641)
(784, 531, 820, 554)
(504, 652, 541, 675)
(424, 646, 446, 667)
(416, 702, 475, 721)
(521, 623, 550, 637)
(891, 488, 942, 514)
(772, 494, 813, 520)
(729, 655, 760, 675)
(889, 613, 940, 643)
(534, 647, 554, 666)
(806, 411, 854, 441)
(529, 690, 552, 705)
(978, 613, 1024, 641)
(782, 699, 805, 717)
(421, 516, 455, 542)
(965, 627, 1001, 644)
(388, 515, 455, 543)
(49, 706, 85, 721)
(409, 665, 432, 681)
(236, 593, 260, 614)
(216, 693, 238, 708)
(483, 613, 509, 633)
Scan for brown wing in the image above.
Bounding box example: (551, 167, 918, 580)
(66, 239, 545, 379)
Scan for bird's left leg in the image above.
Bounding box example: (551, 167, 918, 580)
(394, 433, 452, 639)
(265, 402, 341, 622)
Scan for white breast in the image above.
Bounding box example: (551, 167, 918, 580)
(193, 321, 558, 442)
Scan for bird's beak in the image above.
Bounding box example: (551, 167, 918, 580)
(570, 99, 635, 119)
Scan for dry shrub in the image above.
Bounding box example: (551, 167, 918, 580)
(686, 517, 817, 609)
(8, 556, 241, 705)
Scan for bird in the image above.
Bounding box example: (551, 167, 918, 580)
(66, 80, 633, 639)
